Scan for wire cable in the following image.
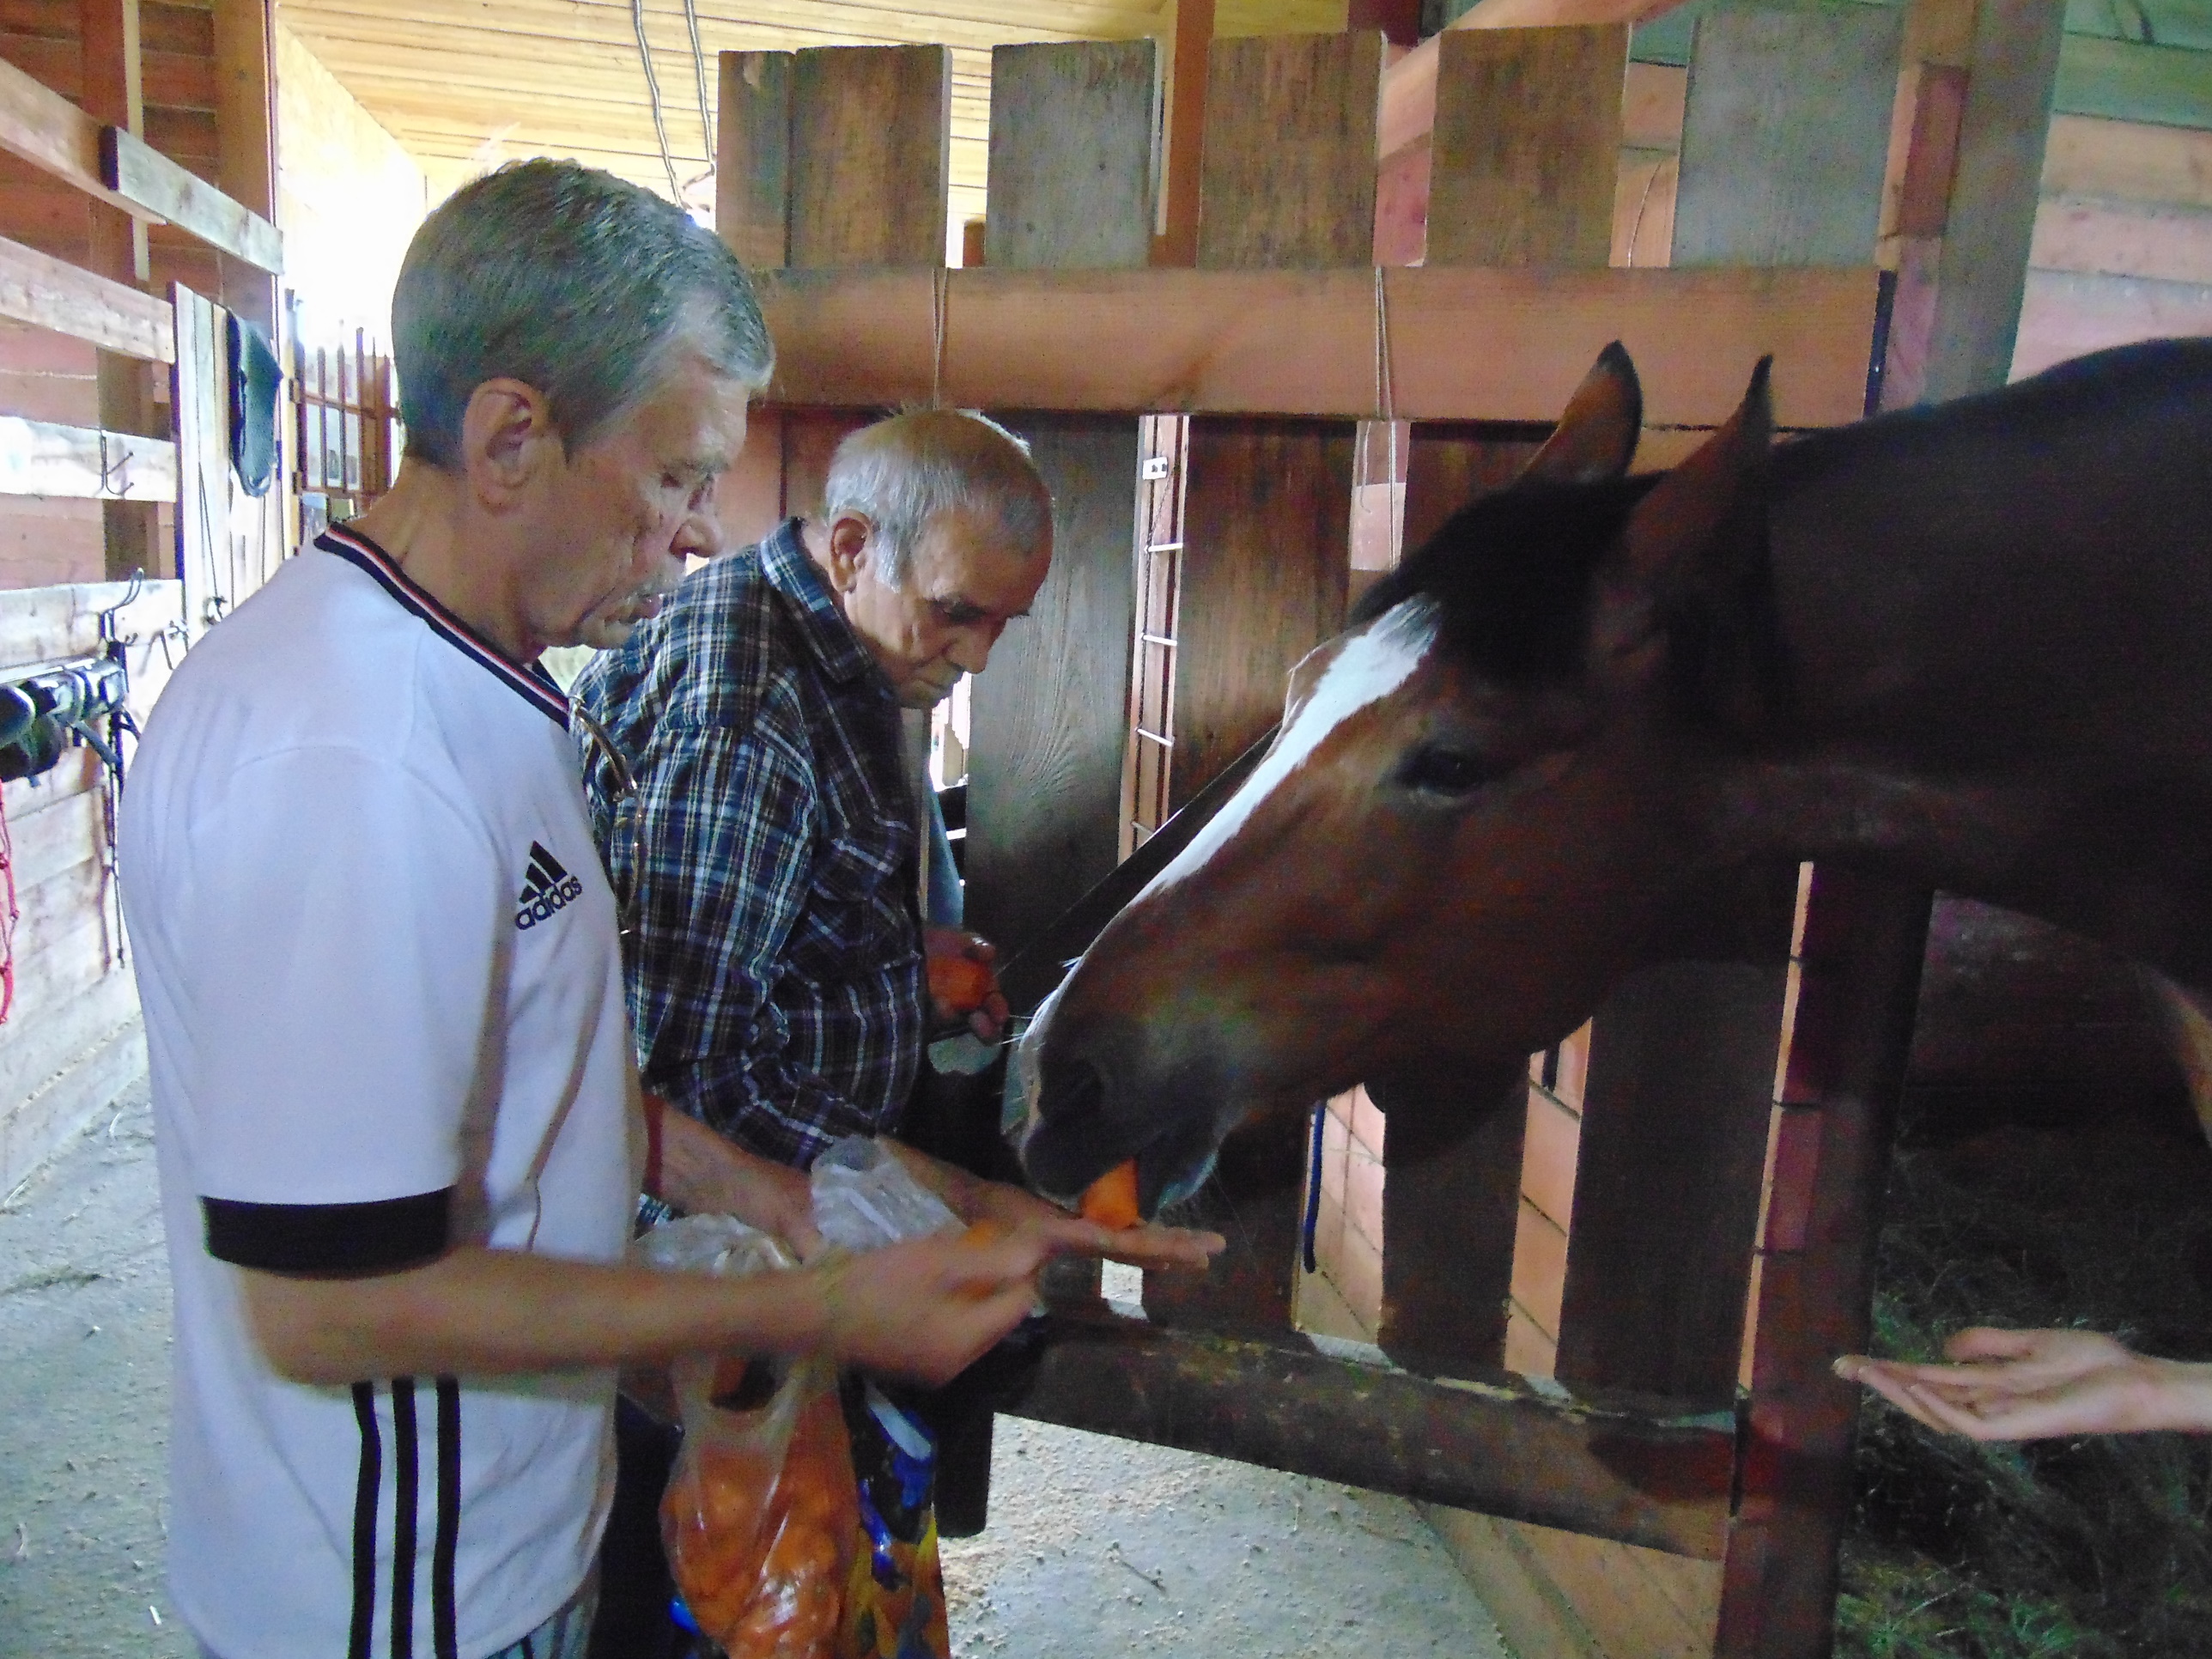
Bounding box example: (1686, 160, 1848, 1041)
(631, 0, 686, 204)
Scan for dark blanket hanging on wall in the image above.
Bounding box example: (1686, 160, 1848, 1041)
(227, 316, 283, 498)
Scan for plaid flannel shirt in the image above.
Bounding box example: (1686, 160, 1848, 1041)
(573, 520, 925, 1167)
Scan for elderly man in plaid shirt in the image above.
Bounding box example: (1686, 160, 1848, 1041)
(574, 410, 1056, 1193)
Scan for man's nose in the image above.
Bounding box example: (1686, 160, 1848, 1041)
(672, 503, 720, 561)
(949, 617, 1009, 676)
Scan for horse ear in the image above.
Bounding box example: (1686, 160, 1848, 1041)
(1519, 342, 1644, 486)
(1596, 358, 1786, 728)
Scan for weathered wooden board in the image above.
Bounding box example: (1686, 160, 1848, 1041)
(0, 414, 173, 498)
(1427, 27, 1625, 269)
(965, 416, 1139, 961)
(1005, 1313, 1737, 1559)
(983, 39, 1155, 272)
(753, 265, 1883, 428)
(0, 52, 153, 220)
(1197, 32, 1381, 269)
(966, 38, 1152, 964)
(103, 124, 279, 270)
(1169, 416, 1348, 809)
(1377, 1070, 1530, 1374)
(170, 281, 226, 633)
(1714, 872, 1929, 1659)
(1671, 1, 1904, 268)
(1553, 957, 1790, 1400)
(715, 50, 791, 271)
(1926, 0, 2069, 400)
(788, 45, 948, 269)
(0, 232, 171, 361)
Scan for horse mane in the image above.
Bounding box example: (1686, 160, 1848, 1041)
(1350, 476, 1661, 684)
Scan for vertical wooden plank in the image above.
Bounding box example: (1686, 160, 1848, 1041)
(964, 416, 1139, 960)
(1170, 416, 1351, 808)
(967, 39, 1153, 963)
(1553, 955, 1790, 1401)
(80, 0, 159, 580)
(1196, 32, 1382, 270)
(716, 50, 792, 273)
(1152, 0, 1214, 268)
(1426, 27, 1626, 270)
(1923, 0, 2066, 398)
(1555, 0, 1904, 1413)
(211, 0, 276, 327)
(984, 40, 1156, 272)
(1714, 873, 1930, 1659)
(1671, 0, 1905, 268)
(1376, 32, 1624, 1379)
(171, 283, 224, 632)
(788, 46, 949, 270)
(1147, 35, 1375, 1340)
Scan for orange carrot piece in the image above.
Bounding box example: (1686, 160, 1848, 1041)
(927, 954, 994, 1013)
(1080, 1160, 1141, 1230)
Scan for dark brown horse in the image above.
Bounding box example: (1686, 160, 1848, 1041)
(1015, 337, 2212, 1217)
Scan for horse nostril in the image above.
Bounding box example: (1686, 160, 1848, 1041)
(1039, 1054, 1106, 1123)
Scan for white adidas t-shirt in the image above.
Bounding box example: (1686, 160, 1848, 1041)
(119, 528, 641, 1659)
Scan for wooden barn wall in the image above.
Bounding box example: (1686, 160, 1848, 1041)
(275, 20, 427, 343)
(0, 0, 270, 591)
(1622, 0, 2212, 374)
(0, 579, 184, 1196)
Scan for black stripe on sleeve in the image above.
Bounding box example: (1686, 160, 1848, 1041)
(391, 1378, 419, 1659)
(201, 1190, 452, 1275)
(349, 1382, 382, 1659)
(432, 1377, 461, 1659)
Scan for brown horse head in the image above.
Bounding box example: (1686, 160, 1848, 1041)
(1017, 345, 1787, 1216)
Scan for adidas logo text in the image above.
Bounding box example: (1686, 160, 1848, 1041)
(516, 840, 584, 930)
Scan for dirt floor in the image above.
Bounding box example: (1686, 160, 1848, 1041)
(0, 1075, 1507, 1658)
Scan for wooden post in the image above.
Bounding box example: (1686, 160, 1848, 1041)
(713, 46, 947, 541)
(1376, 26, 1626, 1382)
(965, 40, 1153, 963)
(1923, 0, 2067, 400)
(1715, 872, 1930, 1659)
(1140, 32, 1378, 1341)
(1152, 0, 1213, 268)
(79, 0, 160, 581)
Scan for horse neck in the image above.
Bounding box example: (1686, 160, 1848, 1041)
(1719, 356, 2212, 970)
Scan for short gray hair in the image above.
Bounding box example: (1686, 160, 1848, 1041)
(821, 410, 1053, 584)
(393, 159, 774, 467)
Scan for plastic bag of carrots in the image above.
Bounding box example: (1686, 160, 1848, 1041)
(637, 1216, 860, 1658)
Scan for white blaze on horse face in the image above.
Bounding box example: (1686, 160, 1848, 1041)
(1137, 598, 1440, 902)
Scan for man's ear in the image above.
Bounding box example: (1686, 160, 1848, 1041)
(1593, 358, 1787, 728)
(823, 513, 872, 592)
(1519, 342, 1644, 487)
(461, 379, 558, 507)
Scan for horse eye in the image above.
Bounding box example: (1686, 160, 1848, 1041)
(1397, 744, 1496, 799)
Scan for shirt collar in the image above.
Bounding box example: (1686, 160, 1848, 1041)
(315, 525, 571, 729)
(759, 519, 883, 689)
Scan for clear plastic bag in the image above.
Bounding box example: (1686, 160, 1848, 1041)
(808, 1137, 962, 1255)
(805, 1142, 961, 1659)
(637, 1216, 859, 1657)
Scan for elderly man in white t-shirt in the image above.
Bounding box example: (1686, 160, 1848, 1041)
(119, 159, 1201, 1659)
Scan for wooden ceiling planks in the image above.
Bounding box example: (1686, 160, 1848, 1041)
(277, 0, 1347, 215)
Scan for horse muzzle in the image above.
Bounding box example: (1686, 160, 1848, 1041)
(1008, 992, 1230, 1219)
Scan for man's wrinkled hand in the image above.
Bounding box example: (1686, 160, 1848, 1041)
(808, 1226, 1054, 1385)
(962, 1174, 1224, 1273)
(924, 927, 1010, 1044)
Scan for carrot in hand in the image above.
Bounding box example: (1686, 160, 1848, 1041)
(1080, 1160, 1142, 1230)
(927, 954, 995, 1014)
